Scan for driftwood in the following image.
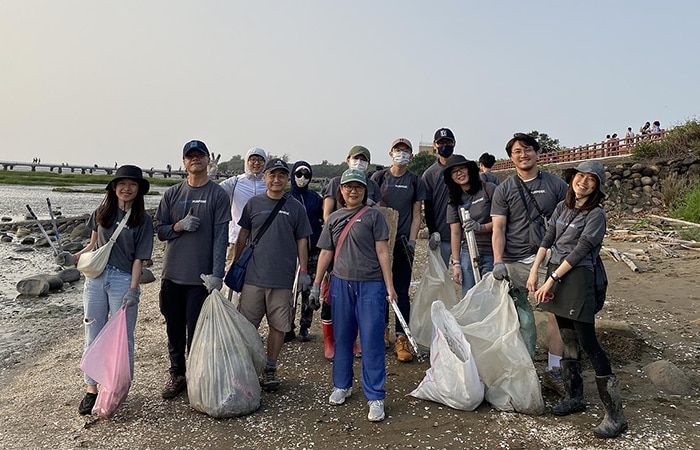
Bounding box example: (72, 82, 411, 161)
(620, 253, 641, 272)
(681, 244, 700, 252)
(602, 246, 621, 262)
(651, 243, 678, 258)
(648, 214, 700, 228)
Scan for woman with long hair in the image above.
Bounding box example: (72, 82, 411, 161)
(526, 161, 627, 438)
(443, 154, 497, 296)
(55, 165, 154, 415)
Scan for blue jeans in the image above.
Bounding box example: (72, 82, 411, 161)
(330, 277, 387, 401)
(82, 265, 138, 385)
(459, 251, 495, 297)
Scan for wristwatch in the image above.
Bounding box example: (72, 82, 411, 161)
(550, 272, 562, 283)
(450, 259, 461, 266)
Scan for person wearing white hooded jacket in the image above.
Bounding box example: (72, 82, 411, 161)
(219, 147, 268, 269)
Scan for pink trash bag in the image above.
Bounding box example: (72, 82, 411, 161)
(79, 307, 131, 418)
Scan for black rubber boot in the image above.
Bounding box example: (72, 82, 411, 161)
(552, 359, 586, 416)
(593, 375, 629, 438)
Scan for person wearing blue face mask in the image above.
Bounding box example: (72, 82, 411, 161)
(422, 127, 457, 265)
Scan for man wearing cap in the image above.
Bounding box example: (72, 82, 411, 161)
(286, 160, 324, 342)
(233, 158, 313, 392)
(219, 148, 268, 271)
(156, 139, 231, 399)
(320, 145, 382, 360)
(422, 127, 457, 265)
(490, 133, 567, 389)
(371, 138, 426, 362)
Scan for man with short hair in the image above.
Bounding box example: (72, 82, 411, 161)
(371, 138, 426, 362)
(422, 127, 457, 265)
(219, 148, 267, 270)
(491, 133, 567, 389)
(156, 139, 231, 399)
(478, 152, 500, 186)
(234, 158, 312, 391)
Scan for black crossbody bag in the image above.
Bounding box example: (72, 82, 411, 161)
(515, 175, 548, 254)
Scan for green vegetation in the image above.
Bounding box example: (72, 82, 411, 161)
(407, 151, 436, 176)
(671, 183, 700, 224)
(632, 118, 700, 160)
(0, 170, 181, 189)
(528, 130, 563, 153)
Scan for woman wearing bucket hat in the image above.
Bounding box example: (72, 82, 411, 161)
(443, 155, 498, 296)
(55, 165, 154, 415)
(526, 160, 628, 438)
(311, 169, 397, 422)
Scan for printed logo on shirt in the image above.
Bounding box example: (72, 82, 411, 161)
(387, 183, 408, 189)
(279, 210, 290, 216)
(191, 199, 208, 204)
(472, 197, 485, 205)
(531, 190, 546, 195)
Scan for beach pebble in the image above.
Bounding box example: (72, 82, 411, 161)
(642, 360, 693, 395)
(62, 241, 85, 253)
(16, 277, 50, 296)
(140, 268, 156, 284)
(21, 237, 35, 245)
(70, 224, 91, 239)
(1, 235, 12, 243)
(14, 247, 35, 253)
(1, 216, 11, 222)
(16, 227, 31, 237)
(58, 268, 81, 283)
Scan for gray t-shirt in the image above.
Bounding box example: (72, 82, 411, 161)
(480, 171, 500, 186)
(317, 206, 390, 281)
(156, 180, 231, 284)
(238, 194, 312, 289)
(422, 160, 450, 241)
(87, 209, 154, 274)
(371, 169, 427, 238)
(446, 182, 497, 255)
(541, 203, 606, 269)
(322, 175, 382, 206)
(491, 171, 568, 262)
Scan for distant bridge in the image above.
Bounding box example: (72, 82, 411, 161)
(492, 130, 667, 171)
(0, 161, 190, 179)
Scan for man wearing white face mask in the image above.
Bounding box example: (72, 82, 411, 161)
(322, 145, 382, 221)
(371, 138, 426, 362)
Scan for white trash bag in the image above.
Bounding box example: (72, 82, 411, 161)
(450, 273, 544, 415)
(187, 289, 266, 418)
(410, 301, 484, 411)
(410, 245, 459, 351)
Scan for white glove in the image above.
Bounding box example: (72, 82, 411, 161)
(298, 272, 312, 292)
(179, 210, 200, 232)
(200, 274, 223, 292)
(428, 232, 441, 250)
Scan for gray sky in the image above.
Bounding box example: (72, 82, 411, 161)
(1, 1, 697, 170)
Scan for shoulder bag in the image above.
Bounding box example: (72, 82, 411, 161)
(77, 209, 131, 279)
(515, 175, 547, 253)
(224, 194, 288, 292)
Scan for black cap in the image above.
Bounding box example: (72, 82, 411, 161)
(182, 140, 210, 158)
(106, 165, 150, 194)
(264, 158, 290, 174)
(434, 128, 455, 143)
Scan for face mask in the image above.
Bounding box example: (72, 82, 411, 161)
(348, 159, 369, 172)
(294, 174, 310, 188)
(392, 151, 411, 166)
(437, 145, 454, 158)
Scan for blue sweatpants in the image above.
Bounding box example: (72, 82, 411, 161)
(330, 276, 387, 401)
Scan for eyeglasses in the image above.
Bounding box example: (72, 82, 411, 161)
(295, 172, 311, 179)
(342, 184, 366, 192)
(185, 151, 206, 160)
(451, 166, 468, 176)
(248, 157, 265, 164)
(511, 148, 536, 156)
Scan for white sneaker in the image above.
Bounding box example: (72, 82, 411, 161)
(367, 399, 385, 422)
(328, 387, 352, 405)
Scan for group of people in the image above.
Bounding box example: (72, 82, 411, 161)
(54, 129, 627, 437)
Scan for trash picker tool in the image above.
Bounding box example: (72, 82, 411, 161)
(459, 207, 482, 284)
(25, 204, 59, 255)
(46, 197, 62, 251)
(391, 299, 423, 361)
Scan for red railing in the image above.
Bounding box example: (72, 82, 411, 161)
(492, 130, 667, 171)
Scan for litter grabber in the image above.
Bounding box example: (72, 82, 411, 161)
(390, 299, 423, 361)
(459, 207, 482, 283)
(25, 204, 59, 255)
(46, 197, 62, 252)
(291, 263, 301, 321)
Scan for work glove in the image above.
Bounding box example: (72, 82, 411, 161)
(178, 209, 200, 232)
(462, 219, 484, 233)
(309, 284, 321, 311)
(55, 251, 76, 266)
(200, 274, 223, 293)
(121, 289, 140, 308)
(428, 232, 441, 250)
(298, 272, 312, 292)
(492, 262, 508, 280)
(366, 198, 376, 207)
